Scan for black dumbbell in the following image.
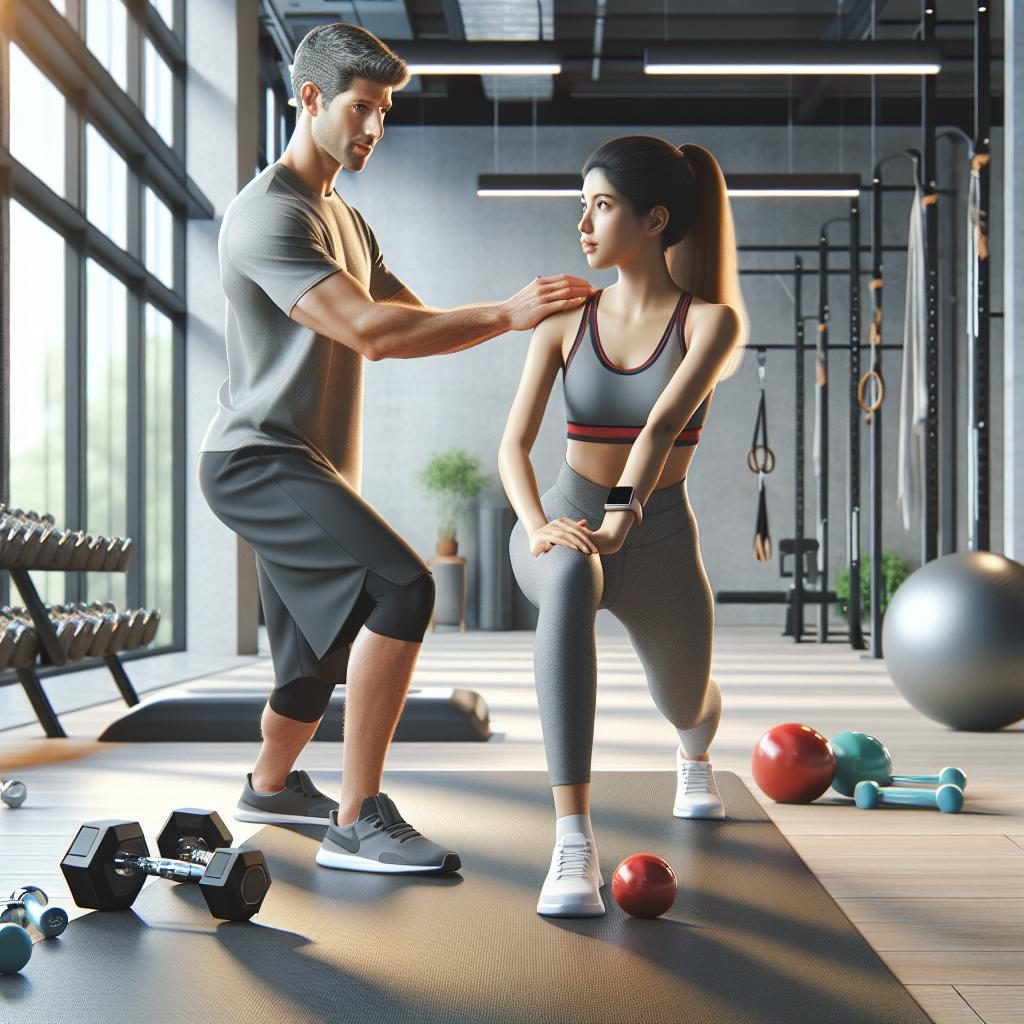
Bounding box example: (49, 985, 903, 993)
(0, 622, 38, 670)
(60, 531, 90, 570)
(0, 525, 29, 568)
(67, 535, 95, 571)
(61, 817, 271, 922)
(0, 887, 68, 938)
(116, 538, 134, 573)
(83, 537, 110, 572)
(12, 524, 47, 568)
(140, 610, 161, 648)
(1, 779, 27, 808)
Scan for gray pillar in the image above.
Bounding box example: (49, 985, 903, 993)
(1006, 3, 1024, 559)
(185, 0, 260, 654)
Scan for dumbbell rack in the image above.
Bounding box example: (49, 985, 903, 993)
(1, 511, 143, 739)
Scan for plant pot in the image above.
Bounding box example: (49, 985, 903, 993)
(436, 538, 458, 557)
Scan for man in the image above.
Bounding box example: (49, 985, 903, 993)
(198, 22, 592, 873)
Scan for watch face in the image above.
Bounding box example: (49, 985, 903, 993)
(607, 486, 634, 505)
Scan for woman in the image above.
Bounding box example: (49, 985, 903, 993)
(499, 136, 747, 917)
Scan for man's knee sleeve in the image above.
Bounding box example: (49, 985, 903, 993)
(268, 676, 336, 723)
(365, 570, 435, 642)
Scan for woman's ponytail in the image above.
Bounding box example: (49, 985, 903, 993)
(667, 143, 748, 379)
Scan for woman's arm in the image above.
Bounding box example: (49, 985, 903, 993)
(498, 312, 598, 555)
(594, 302, 743, 548)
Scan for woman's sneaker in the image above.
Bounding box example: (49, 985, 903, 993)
(234, 770, 338, 825)
(316, 793, 461, 874)
(536, 833, 605, 917)
(673, 748, 726, 819)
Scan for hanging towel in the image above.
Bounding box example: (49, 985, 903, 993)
(897, 184, 928, 532)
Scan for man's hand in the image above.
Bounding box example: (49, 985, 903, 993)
(503, 276, 595, 332)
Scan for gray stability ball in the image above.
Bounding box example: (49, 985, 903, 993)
(882, 551, 1024, 731)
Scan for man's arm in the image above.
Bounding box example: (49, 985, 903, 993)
(292, 265, 593, 361)
(379, 284, 424, 307)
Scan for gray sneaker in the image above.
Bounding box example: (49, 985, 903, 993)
(316, 793, 461, 874)
(234, 770, 338, 825)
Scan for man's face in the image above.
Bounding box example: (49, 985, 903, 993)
(307, 77, 393, 171)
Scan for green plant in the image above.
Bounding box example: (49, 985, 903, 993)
(418, 449, 490, 542)
(835, 551, 913, 621)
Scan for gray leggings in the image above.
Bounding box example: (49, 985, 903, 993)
(509, 459, 720, 787)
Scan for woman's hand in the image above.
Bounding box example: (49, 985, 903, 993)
(530, 518, 599, 557)
(588, 527, 626, 556)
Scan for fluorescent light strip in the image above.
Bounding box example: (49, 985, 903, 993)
(479, 188, 860, 199)
(409, 64, 562, 76)
(646, 62, 940, 75)
(729, 188, 861, 198)
(478, 188, 580, 198)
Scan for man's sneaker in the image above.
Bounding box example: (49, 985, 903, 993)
(315, 793, 461, 874)
(536, 833, 605, 917)
(234, 770, 338, 825)
(673, 748, 726, 819)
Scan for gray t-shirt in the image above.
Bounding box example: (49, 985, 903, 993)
(200, 162, 404, 485)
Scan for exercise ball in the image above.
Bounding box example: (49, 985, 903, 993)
(882, 552, 1024, 731)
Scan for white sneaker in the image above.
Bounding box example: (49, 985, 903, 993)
(673, 748, 726, 819)
(536, 833, 605, 917)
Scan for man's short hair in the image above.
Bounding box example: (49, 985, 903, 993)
(290, 23, 409, 108)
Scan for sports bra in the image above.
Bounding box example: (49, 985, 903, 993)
(562, 288, 711, 447)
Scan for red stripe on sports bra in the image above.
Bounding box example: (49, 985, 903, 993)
(567, 422, 703, 444)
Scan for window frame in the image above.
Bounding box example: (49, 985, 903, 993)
(1, 0, 205, 656)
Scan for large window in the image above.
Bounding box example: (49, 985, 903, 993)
(86, 125, 128, 249)
(145, 306, 175, 646)
(3, 0, 193, 653)
(86, 0, 127, 90)
(145, 188, 174, 289)
(145, 38, 174, 148)
(8, 45, 65, 197)
(7, 203, 66, 608)
(85, 261, 129, 611)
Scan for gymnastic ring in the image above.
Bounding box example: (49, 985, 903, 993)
(747, 445, 776, 475)
(858, 370, 885, 422)
(754, 534, 773, 563)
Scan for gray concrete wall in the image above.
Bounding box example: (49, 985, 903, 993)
(184, 0, 261, 655)
(333, 122, 1006, 629)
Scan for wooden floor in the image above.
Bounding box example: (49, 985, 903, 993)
(1, 622, 1021, 1024)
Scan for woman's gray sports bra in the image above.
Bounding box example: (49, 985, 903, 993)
(562, 288, 711, 447)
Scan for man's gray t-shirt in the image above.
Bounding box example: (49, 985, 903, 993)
(200, 162, 404, 487)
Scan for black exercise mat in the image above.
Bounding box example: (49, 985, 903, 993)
(13, 772, 931, 1024)
(98, 685, 491, 742)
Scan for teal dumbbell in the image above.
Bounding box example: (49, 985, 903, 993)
(830, 731, 967, 797)
(854, 780, 964, 813)
(0, 922, 32, 974)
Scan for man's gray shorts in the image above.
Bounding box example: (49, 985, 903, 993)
(198, 445, 434, 719)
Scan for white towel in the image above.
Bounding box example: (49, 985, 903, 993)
(897, 184, 928, 532)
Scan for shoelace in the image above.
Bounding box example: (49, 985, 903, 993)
(369, 814, 423, 844)
(679, 760, 712, 794)
(554, 835, 592, 880)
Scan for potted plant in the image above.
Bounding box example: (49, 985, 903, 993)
(835, 551, 913, 622)
(418, 449, 490, 557)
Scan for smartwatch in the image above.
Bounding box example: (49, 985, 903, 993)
(604, 485, 643, 525)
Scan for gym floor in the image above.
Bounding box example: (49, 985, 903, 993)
(0, 620, 1020, 1024)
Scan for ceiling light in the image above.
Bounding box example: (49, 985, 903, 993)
(644, 41, 941, 76)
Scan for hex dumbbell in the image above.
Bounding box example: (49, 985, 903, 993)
(61, 816, 271, 922)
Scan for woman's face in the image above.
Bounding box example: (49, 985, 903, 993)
(578, 168, 667, 270)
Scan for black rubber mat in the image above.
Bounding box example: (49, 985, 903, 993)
(16, 772, 931, 1024)
(98, 685, 491, 741)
